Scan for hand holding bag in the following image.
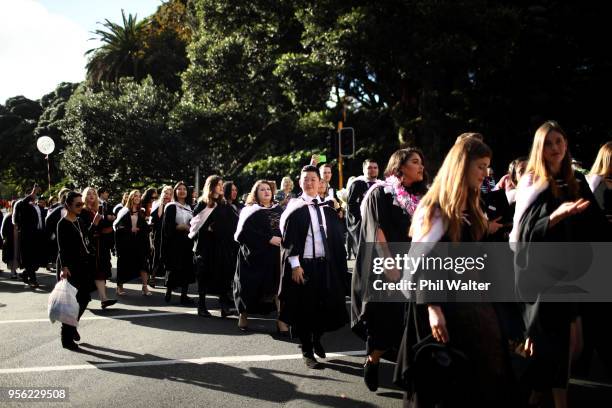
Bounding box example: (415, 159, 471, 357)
(48, 280, 79, 327)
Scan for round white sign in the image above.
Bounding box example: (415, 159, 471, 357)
(36, 136, 55, 155)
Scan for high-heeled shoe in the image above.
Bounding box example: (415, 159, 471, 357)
(116, 286, 126, 296)
(142, 285, 153, 296)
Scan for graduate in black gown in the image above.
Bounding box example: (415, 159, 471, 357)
(80, 187, 116, 308)
(190, 176, 237, 317)
(346, 159, 380, 257)
(510, 122, 611, 408)
(352, 148, 427, 392)
(279, 165, 349, 369)
(233, 180, 284, 331)
(161, 182, 195, 305)
(224, 181, 244, 216)
(114, 190, 152, 296)
(45, 188, 70, 270)
(13, 185, 47, 287)
(56, 191, 96, 351)
(394, 136, 512, 408)
(150, 186, 173, 287)
(1, 201, 16, 274)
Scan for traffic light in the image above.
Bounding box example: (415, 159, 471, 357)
(327, 129, 339, 157)
(339, 127, 355, 158)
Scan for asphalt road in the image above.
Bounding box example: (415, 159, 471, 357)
(0, 257, 610, 407)
(0, 259, 406, 408)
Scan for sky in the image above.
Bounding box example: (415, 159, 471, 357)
(0, 0, 163, 104)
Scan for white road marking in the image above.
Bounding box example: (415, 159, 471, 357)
(0, 351, 366, 374)
(0, 310, 276, 324)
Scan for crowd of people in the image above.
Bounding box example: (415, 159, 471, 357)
(1, 120, 611, 407)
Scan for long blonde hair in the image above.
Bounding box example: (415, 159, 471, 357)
(414, 137, 491, 242)
(81, 186, 99, 213)
(126, 190, 142, 213)
(590, 141, 612, 178)
(526, 120, 578, 199)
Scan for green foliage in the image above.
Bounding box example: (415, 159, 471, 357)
(60, 77, 191, 193)
(176, 0, 309, 178)
(86, 10, 148, 84)
(86, 1, 192, 92)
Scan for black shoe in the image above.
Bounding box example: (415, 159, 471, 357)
(180, 295, 195, 306)
(73, 330, 81, 342)
(198, 308, 212, 317)
(363, 359, 379, 392)
(302, 352, 321, 369)
(165, 288, 172, 303)
(313, 341, 326, 359)
(101, 299, 117, 309)
(62, 341, 79, 351)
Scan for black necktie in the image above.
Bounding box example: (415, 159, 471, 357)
(311, 198, 329, 258)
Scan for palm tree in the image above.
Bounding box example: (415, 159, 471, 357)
(85, 10, 148, 84)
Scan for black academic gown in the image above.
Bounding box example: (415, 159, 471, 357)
(351, 185, 412, 359)
(1, 213, 14, 264)
(396, 214, 513, 407)
(150, 202, 165, 276)
(161, 203, 195, 289)
(278, 201, 349, 333)
(45, 204, 64, 265)
(192, 202, 237, 297)
(13, 196, 47, 270)
(514, 171, 611, 389)
(233, 205, 283, 314)
(346, 179, 370, 255)
(115, 209, 150, 285)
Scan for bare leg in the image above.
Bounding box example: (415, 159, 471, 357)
(140, 271, 151, 295)
(95, 280, 108, 302)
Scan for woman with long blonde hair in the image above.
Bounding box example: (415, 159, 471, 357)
(587, 141, 612, 218)
(80, 186, 116, 309)
(113, 190, 151, 296)
(397, 137, 509, 406)
(510, 121, 610, 408)
(190, 175, 237, 317)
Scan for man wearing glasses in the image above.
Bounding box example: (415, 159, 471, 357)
(56, 191, 96, 351)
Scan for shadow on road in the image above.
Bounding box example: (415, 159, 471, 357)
(76, 343, 378, 407)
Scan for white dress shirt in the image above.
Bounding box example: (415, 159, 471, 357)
(288, 193, 327, 269)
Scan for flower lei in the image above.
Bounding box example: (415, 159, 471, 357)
(385, 175, 420, 216)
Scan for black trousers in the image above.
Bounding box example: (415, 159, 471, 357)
(61, 290, 90, 343)
(297, 327, 323, 354)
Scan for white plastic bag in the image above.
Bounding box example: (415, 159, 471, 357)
(48, 280, 79, 327)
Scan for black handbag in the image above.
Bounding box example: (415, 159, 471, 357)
(407, 303, 470, 404)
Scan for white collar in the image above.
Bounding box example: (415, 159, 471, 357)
(301, 193, 318, 202)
